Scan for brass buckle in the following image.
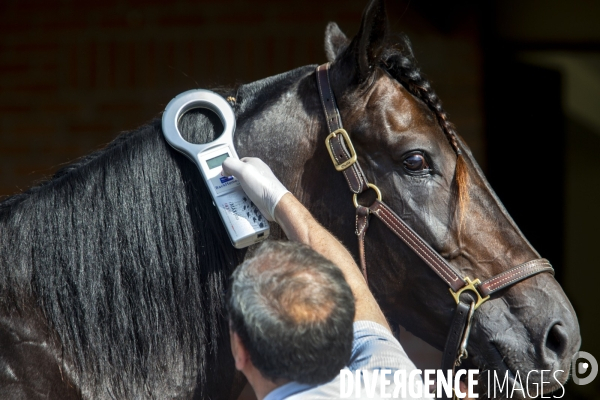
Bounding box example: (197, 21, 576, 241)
(353, 183, 382, 208)
(449, 277, 490, 310)
(325, 129, 357, 171)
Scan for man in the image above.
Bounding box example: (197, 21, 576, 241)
(223, 157, 428, 400)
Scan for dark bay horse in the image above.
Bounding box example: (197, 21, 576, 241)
(0, 0, 580, 398)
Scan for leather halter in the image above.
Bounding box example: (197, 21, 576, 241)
(315, 63, 554, 395)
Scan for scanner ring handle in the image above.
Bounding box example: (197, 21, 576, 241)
(161, 89, 236, 158)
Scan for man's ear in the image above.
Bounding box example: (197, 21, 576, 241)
(324, 22, 349, 62)
(230, 331, 250, 371)
(332, 0, 388, 83)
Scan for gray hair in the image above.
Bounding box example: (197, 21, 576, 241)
(228, 240, 355, 384)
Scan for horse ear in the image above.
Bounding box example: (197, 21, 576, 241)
(349, 0, 388, 81)
(324, 22, 349, 62)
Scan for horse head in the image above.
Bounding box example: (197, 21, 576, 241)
(265, 0, 579, 395)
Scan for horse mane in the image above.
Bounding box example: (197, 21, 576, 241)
(0, 92, 246, 397)
(380, 34, 470, 232)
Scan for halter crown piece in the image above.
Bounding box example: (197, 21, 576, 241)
(315, 63, 554, 399)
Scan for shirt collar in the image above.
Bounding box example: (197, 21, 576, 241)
(263, 381, 315, 400)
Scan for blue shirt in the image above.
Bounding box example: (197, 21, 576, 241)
(263, 321, 426, 400)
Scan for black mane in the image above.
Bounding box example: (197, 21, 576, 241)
(0, 93, 245, 397)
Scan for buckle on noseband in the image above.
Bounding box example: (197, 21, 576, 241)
(325, 129, 357, 171)
(449, 277, 490, 310)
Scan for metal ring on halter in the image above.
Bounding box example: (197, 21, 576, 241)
(352, 183, 382, 208)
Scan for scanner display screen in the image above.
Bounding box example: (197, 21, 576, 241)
(206, 153, 229, 169)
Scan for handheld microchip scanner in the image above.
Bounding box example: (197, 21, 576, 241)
(162, 89, 270, 249)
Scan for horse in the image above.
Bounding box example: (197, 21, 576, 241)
(0, 0, 580, 398)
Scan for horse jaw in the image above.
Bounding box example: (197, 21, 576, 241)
(453, 144, 581, 396)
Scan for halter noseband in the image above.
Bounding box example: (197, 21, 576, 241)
(315, 63, 554, 396)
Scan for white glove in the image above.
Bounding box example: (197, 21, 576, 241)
(222, 157, 289, 221)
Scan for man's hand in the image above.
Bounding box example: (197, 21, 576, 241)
(222, 157, 289, 221)
(222, 156, 390, 330)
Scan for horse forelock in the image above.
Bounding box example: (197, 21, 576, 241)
(0, 109, 245, 397)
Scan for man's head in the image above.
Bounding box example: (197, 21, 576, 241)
(228, 240, 355, 385)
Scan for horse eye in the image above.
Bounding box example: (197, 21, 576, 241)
(403, 153, 429, 172)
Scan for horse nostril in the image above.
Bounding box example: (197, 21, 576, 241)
(545, 322, 568, 359)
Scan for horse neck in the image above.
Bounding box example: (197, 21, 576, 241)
(233, 66, 360, 249)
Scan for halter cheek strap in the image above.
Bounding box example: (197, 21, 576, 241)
(316, 63, 370, 193)
(315, 63, 554, 396)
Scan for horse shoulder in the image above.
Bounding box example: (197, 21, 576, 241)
(0, 310, 80, 399)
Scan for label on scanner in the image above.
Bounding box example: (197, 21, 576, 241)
(210, 174, 240, 195)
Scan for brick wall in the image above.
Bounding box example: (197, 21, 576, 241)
(0, 0, 483, 196)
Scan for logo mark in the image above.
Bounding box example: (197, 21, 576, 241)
(572, 351, 598, 385)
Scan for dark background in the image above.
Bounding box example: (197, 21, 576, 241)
(0, 0, 598, 398)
